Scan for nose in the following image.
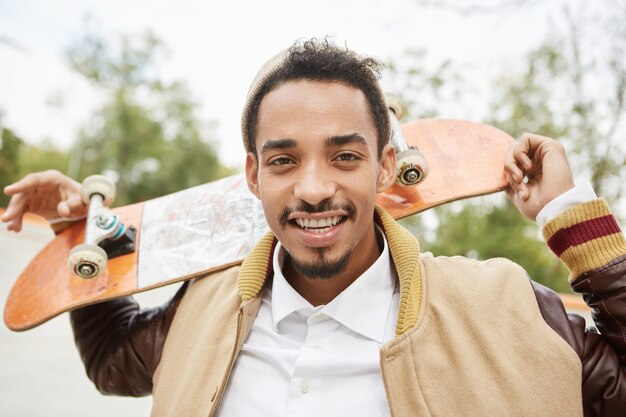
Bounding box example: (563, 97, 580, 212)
(293, 161, 337, 205)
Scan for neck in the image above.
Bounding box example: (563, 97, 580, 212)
(283, 225, 382, 306)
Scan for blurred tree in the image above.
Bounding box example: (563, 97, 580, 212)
(19, 140, 70, 180)
(490, 9, 626, 207)
(385, 49, 471, 121)
(66, 29, 232, 206)
(0, 128, 69, 207)
(0, 127, 24, 206)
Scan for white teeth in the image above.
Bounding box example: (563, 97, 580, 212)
(295, 216, 341, 229)
(311, 226, 332, 234)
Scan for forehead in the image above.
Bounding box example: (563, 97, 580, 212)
(255, 79, 377, 150)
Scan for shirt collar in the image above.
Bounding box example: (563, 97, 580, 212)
(271, 227, 396, 344)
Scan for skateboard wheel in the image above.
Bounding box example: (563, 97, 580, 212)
(385, 93, 406, 120)
(67, 244, 108, 279)
(396, 148, 429, 186)
(81, 175, 116, 206)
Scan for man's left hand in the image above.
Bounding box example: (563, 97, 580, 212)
(504, 133, 575, 221)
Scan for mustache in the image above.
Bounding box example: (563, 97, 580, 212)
(279, 200, 357, 228)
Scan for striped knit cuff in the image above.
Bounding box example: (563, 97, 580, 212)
(542, 199, 626, 281)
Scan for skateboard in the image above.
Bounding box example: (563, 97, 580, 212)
(4, 117, 515, 331)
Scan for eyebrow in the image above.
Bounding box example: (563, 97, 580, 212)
(260, 138, 297, 155)
(259, 133, 369, 155)
(325, 133, 369, 147)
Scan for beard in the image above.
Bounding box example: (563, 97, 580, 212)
(286, 246, 352, 279)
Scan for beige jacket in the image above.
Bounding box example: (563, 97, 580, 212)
(70, 201, 626, 416)
(151, 207, 583, 416)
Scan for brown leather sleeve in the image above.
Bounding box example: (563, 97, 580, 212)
(69, 282, 188, 396)
(532, 255, 626, 417)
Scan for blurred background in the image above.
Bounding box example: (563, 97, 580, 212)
(0, 0, 623, 415)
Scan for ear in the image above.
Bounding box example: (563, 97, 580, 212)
(377, 143, 396, 192)
(245, 152, 261, 199)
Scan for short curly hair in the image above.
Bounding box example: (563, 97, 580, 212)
(241, 39, 390, 158)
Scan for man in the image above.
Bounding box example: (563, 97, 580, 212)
(3, 39, 625, 416)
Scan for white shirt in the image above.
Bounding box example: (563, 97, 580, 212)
(217, 229, 398, 417)
(535, 182, 597, 227)
(216, 183, 596, 416)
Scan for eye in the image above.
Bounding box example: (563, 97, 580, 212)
(268, 156, 295, 166)
(334, 152, 360, 162)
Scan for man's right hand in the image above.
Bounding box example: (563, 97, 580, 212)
(1, 170, 86, 232)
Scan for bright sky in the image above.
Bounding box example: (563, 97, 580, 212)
(0, 0, 574, 169)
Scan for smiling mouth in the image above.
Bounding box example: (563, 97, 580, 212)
(292, 216, 346, 233)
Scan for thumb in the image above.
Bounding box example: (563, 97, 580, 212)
(57, 196, 87, 219)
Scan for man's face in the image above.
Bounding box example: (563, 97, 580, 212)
(246, 79, 395, 280)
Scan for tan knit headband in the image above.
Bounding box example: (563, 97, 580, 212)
(241, 50, 289, 152)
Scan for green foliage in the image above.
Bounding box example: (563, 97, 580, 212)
(66, 31, 233, 205)
(488, 42, 570, 140)
(0, 129, 69, 207)
(19, 140, 70, 178)
(0, 128, 23, 201)
(385, 49, 469, 119)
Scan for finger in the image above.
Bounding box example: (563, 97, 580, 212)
(3, 195, 28, 232)
(57, 196, 86, 218)
(1, 193, 27, 222)
(513, 149, 533, 172)
(3, 173, 44, 196)
(513, 134, 535, 171)
(507, 175, 529, 201)
(57, 201, 70, 218)
(504, 144, 524, 182)
(504, 162, 524, 183)
(7, 217, 24, 232)
(505, 186, 527, 205)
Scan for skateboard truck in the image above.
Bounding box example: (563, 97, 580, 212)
(67, 175, 137, 279)
(387, 94, 429, 187)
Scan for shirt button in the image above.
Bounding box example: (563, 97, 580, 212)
(300, 381, 310, 394)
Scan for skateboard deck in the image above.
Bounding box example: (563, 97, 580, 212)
(4, 119, 515, 331)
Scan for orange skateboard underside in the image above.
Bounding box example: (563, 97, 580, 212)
(4, 119, 514, 331)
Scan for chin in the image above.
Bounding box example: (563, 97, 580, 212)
(288, 248, 352, 280)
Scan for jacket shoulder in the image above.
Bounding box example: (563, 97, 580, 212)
(419, 251, 530, 289)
